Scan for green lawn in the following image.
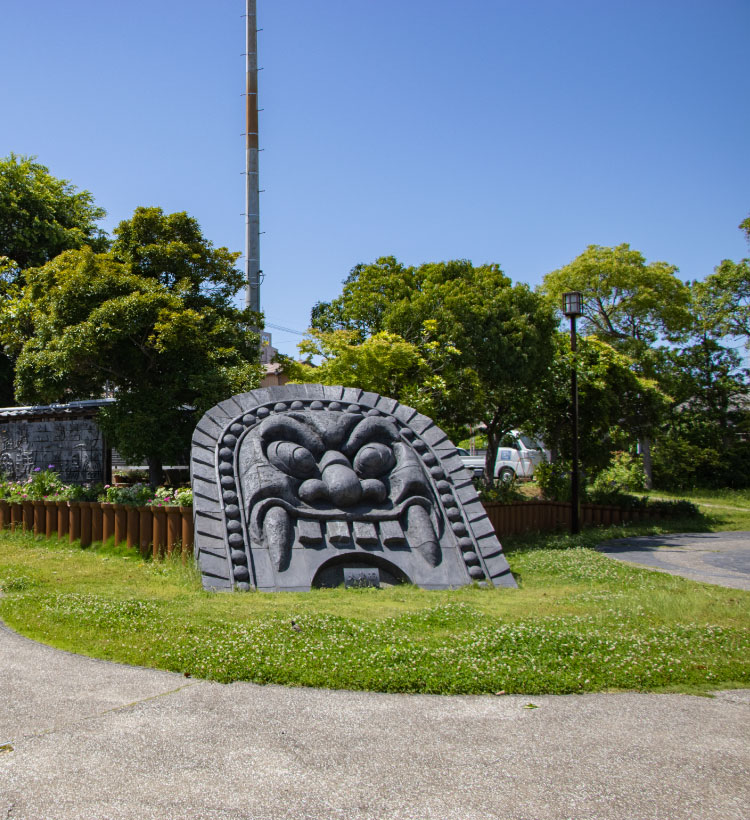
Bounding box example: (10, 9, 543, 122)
(1, 512, 748, 695)
(646, 488, 750, 531)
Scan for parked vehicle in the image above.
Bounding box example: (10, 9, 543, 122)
(457, 431, 547, 482)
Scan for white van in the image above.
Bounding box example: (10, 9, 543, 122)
(458, 431, 547, 482)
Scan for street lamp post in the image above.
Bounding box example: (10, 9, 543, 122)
(562, 291, 584, 535)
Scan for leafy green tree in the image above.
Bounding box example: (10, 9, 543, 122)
(542, 244, 691, 347)
(0, 154, 108, 405)
(309, 258, 557, 480)
(0, 153, 107, 273)
(286, 330, 427, 400)
(693, 216, 750, 348)
(542, 244, 690, 487)
(650, 317, 750, 489)
(284, 326, 469, 426)
(111, 206, 244, 304)
(530, 334, 669, 476)
(4, 209, 261, 486)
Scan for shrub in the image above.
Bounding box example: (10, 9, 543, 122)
(0, 466, 67, 501)
(63, 483, 103, 502)
(588, 451, 645, 497)
(535, 460, 573, 502)
(652, 437, 750, 490)
(149, 486, 193, 506)
(473, 476, 524, 503)
(0, 468, 193, 507)
(101, 483, 152, 505)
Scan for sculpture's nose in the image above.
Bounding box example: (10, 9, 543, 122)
(319, 451, 362, 507)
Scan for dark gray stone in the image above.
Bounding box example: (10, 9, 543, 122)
(191, 385, 516, 591)
(0, 419, 104, 484)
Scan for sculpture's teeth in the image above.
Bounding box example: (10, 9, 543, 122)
(263, 506, 293, 571)
(353, 521, 378, 547)
(379, 519, 406, 547)
(404, 505, 441, 567)
(326, 520, 352, 545)
(298, 519, 324, 545)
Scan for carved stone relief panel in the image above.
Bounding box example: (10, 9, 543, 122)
(191, 385, 516, 592)
(0, 419, 104, 483)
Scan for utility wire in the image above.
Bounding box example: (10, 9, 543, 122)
(265, 322, 308, 337)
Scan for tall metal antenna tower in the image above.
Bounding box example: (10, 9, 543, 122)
(244, 0, 261, 313)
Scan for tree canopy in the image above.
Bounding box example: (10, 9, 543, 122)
(692, 216, 750, 348)
(111, 206, 245, 304)
(542, 243, 691, 487)
(306, 257, 557, 480)
(3, 209, 261, 485)
(542, 243, 691, 349)
(531, 334, 669, 474)
(0, 153, 107, 274)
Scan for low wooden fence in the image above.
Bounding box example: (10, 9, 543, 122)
(1, 498, 674, 559)
(0, 500, 193, 560)
(483, 500, 673, 538)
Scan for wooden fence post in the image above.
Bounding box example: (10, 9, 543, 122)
(22, 501, 34, 533)
(44, 501, 57, 538)
(10, 503, 22, 532)
(79, 502, 92, 548)
(152, 507, 167, 559)
(180, 506, 193, 562)
(102, 503, 115, 543)
(57, 501, 69, 539)
(90, 502, 103, 544)
(0, 500, 9, 530)
(126, 506, 139, 550)
(113, 504, 127, 546)
(138, 506, 153, 558)
(32, 501, 45, 536)
(166, 506, 181, 556)
(69, 503, 81, 543)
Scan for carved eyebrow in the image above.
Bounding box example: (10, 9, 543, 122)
(258, 416, 325, 458)
(342, 417, 399, 458)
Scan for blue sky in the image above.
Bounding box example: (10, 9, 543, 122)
(2, 0, 748, 356)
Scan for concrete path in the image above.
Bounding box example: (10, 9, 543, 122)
(598, 531, 750, 591)
(1, 622, 749, 819)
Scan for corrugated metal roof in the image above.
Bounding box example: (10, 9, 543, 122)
(0, 398, 115, 420)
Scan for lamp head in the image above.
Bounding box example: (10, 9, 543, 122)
(562, 291, 584, 318)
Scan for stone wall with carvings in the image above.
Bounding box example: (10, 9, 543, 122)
(0, 419, 104, 483)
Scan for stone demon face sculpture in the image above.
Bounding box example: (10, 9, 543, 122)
(191, 386, 515, 592)
(239, 409, 441, 573)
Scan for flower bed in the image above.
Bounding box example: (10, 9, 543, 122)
(0, 468, 193, 558)
(0, 467, 193, 508)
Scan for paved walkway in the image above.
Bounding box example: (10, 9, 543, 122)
(598, 531, 750, 590)
(1, 622, 749, 819)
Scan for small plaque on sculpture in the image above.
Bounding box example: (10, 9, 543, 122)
(343, 567, 380, 589)
(191, 385, 516, 592)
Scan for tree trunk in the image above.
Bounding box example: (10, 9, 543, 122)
(147, 456, 163, 490)
(639, 436, 653, 490)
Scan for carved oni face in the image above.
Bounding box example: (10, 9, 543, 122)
(236, 409, 442, 572)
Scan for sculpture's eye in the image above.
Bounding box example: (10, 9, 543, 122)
(353, 443, 395, 478)
(267, 441, 317, 478)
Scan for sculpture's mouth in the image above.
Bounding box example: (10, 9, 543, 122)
(248, 496, 441, 570)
